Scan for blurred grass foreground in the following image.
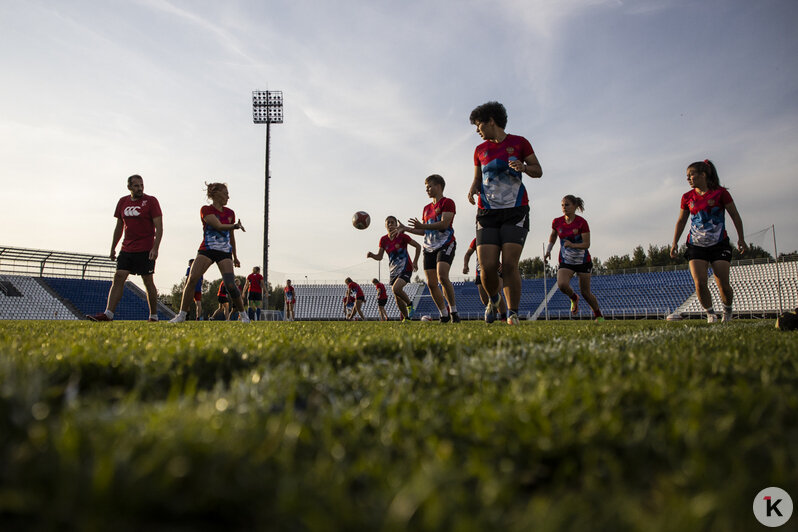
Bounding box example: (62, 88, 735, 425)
(1, 320, 796, 531)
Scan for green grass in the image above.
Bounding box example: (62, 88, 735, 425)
(1, 320, 797, 531)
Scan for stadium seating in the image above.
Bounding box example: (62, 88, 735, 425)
(294, 283, 426, 320)
(42, 277, 173, 321)
(677, 261, 798, 316)
(0, 275, 79, 320)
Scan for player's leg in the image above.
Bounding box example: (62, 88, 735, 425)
(171, 255, 213, 323)
(436, 259, 459, 322)
(217, 259, 249, 322)
(499, 242, 524, 314)
(577, 272, 602, 320)
(556, 267, 579, 314)
(710, 259, 733, 321)
(688, 259, 716, 321)
(106, 269, 130, 314)
(355, 299, 365, 320)
(141, 274, 159, 320)
(497, 276, 508, 318)
(477, 244, 501, 298)
(195, 298, 202, 320)
(392, 278, 411, 319)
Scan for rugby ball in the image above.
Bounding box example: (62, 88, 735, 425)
(666, 312, 683, 321)
(352, 211, 370, 230)
(420, 315, 432, 322)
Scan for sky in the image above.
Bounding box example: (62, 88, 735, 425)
(1, 0, 797, 294)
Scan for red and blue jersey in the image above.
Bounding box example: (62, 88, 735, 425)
(114, 194, 162, 253)
(680, 187, 734, 247)
(284, 285, 295, 302)
(473, 134, 535, 210)
(379, 233, 414, 280)
(552, 215, 591, 265)
(347, 281, 364, 299)
(247, 273, 264, 294)
(375, 282, 388, 301)
(199, 205, 235, 253)
(422, 197, 456, 252)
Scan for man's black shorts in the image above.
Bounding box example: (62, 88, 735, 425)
(423, 241, 456, 271)
(117, 251, 155, 276)
(558, 261, 593, 274)
(377, 298, 388, 307)
(685, 238, 732, 263)
(247, 291, 263, 302)
(476, 205, 530, 247)
(198, 249, 233, 263)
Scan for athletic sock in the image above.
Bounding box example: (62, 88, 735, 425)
(104, 310, 114, 319)
(723, 304, 732, 315)
(255, 308, 261, 320)
(149, 314, 158, 321)
(449, 305, 458, 313)
(705, 306, 715, 315)
(177, 310, 188, 319)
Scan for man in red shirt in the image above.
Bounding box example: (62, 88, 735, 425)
(242, 266, 267, 321)
(88, 174, 163, 321)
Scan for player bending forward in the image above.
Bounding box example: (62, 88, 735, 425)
(367, 215, 421, 321)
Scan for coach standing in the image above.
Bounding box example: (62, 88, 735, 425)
(88, 174, 163, 322)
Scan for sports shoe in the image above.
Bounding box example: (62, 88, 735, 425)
(406, 304, 414, 318)
(440, 314, 451, 323)
(169, 313, 186, 324)
(240, 313, 251, 323)
(148, 317, 158, 322)
(595, 316, 605, 323)
(506, 312, 519, 325)
(484, 295, 499, 324)
(570, 294, 579, 314)
(721, 312, 732, 324)
(87, 313, 111, 322)
(706, 313, 718, 324)
(451, 312, 461, 323)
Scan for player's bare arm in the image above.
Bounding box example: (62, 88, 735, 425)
(468, 166, 482, 205)
(110, 219, 124, 260)
(367, 248, 385, 261)
(508, 153, 542, 178)
(563, 232, 590, 250)
(150, 216, 163, 260)
(670, 209, 690, 258)
(725, 201, 747, 254)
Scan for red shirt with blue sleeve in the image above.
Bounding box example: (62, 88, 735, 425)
(199, 205, 235, 253)
(422, 197, 456, 252)
(680, 187, 734, 247)
(473, 134, 535, 210)
(552, 215, 592, 266)
(375, 282, 388, 301)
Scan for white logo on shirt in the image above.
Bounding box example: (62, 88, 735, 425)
(123, 206, 141, 217)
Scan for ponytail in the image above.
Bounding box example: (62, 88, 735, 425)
(563, 195, 585, 212)
(688, 160, 720, 190)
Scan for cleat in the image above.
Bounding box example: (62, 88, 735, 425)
(148, 318, 158, 322)
(451, 312, 461, 323)
(721, 312, 732, 324)
(240, 314, 251, 323)
(440, 315, 451, 323)
(407, 304, 414, 317)
(87, 313, 111, 322)
(706, 313, 718, 324)
(169, 313, 186, 324)
(570, 294, 579, 314)
(595, 316, 605, 323)
(506, 312, 519, 325)
(484, 295, 500, 324)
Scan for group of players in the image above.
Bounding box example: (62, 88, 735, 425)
(89, 100, 746, 325)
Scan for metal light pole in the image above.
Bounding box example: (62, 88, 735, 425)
(252, 90, 283, 307)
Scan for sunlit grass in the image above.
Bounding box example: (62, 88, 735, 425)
(1, 320, 796, 531)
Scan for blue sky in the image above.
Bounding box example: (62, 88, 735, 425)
(1, 0, 796, 293)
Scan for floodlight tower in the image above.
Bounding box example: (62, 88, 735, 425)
(252, 90, 283, 305)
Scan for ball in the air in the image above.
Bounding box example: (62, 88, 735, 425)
(352, 211, 371, 230)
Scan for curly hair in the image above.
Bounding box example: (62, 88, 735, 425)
(469, 101, 508, 129)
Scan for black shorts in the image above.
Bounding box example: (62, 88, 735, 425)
(476, 205, 530, 247)
(198, 249, 233, 264)
(217, 295, 229, 304)
(247, 291, 262, 302)
(423, 241, 456, 271)
(356, 296, 365, 302)
(117, 251, 155, 276)
(390, 270, 412, 286)
(685, 238, 733, 263)
(559, 261, 593, 274)
(377, 298, 388, 307)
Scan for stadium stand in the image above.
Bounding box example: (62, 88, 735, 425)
(294, 282, 426, 320)
(677, 260, 798, 317)
(0, 246, 174, 321)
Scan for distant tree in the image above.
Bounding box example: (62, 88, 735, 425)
(519, 257, 555, 279)
(591, 257, 607, 275)
(268, 282, 284, 311)
(733, 243, 772, 261)
(604, 254, 632, 271)
(631, 245, 646, 267)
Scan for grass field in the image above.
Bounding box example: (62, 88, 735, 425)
(1, 319, 797, 531)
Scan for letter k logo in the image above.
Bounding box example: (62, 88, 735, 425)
(765, 496, 783, 517)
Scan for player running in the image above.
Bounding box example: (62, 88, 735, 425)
(397, 174, 460, 323)
(545, 195, 604, 322)
(242, 266, 267, 321)
(367, 215, 421, 321)
(88, 174, 163, 322)
(670, 159, 747, 323)
(344, 278, 366, 321)
(283, 280, 296, 321)
(468, 101, 542, 325)
(170, 182, 249, 323)
(372, 279, 389, 321)
(185, 259, 204, 320)
(463, 237, 507, 322)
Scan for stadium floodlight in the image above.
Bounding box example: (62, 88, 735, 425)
(252, 90, 284, 305)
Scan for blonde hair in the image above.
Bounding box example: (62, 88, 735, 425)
(205, 182, 228, 200)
